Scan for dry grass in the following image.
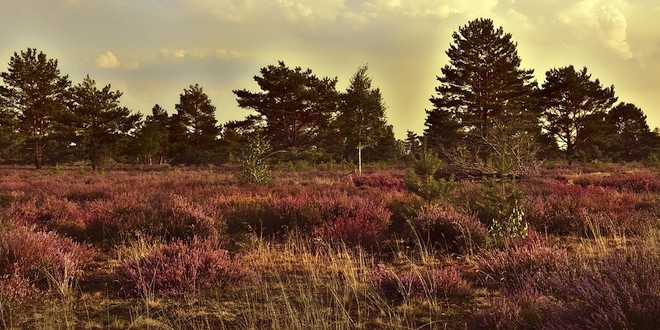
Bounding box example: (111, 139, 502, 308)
(0, 165, 657, 329)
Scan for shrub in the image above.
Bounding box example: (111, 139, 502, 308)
(0, 275, 35, 306)
(115, 239, 244, 298)
(158, 195, 222, 241)
(472, 247, 660, 329)
(0, 225, 94, 296)
(372, 265, 471, 303)
(475, 245, 570, 290)
(221, 196, 278, 237)
(405, 147, 456, 205)
(468, 283, 559, 330)
(573, 171, 660, 193)
(408, 206, 488, 254)
(472, 177, 525, 228)
(523, 181, 658, 236)
(313, 195, 392, 247)
(541, 249, 660, 329)
(353, 172, 406, 191)
(236, 134, 271, 185)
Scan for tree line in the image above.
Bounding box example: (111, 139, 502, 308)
(0, 53, 395, 170)
(421, 18, 660, 173)
(1, 18, 659, 171)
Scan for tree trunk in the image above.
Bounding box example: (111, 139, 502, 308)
(34, 143, 43, 169)
(358, 143, 363, 175)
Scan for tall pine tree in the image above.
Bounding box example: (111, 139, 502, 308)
(233, 61, 338, 152)
(606, 102, 654, 161)
(541, 66, 617, 163)
(68, 75, 140, 170)
(1, 48, 70, 168)
(170, 84, 219, 164)
(135, 104, 170, 164)
(425, 19, 537, 151)
(425, 19, 539, 174)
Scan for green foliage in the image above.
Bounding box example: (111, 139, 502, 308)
(489, 201, 528, 245)
(134, 104, 170, 164)
(1, 48, 71, 169)
(606, 102, 656, 161)
(473, 176, 527, 244)
(67, 75, 141, 171)
(541, 66, 617, 163)
(405, 147, 456, 205)
(425, 18, 537, 154)
(173, 84, 219, 152)
(237, 134, 271, 185)
(233, 61, 339, 151)
(337, 65, 388, 171)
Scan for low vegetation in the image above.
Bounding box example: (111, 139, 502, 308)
(0, 163, 658, 329)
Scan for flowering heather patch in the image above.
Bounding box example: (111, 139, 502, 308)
(352, 171, 406, 191)
(472, 247, 660, 329)
(0, 225, 94, 295)
(115, 238, 244, 298)
(371, 264, 471, 302)
(523, 180, 658, 236)
(0, 274, 35, 307)
(573, 170, 660, 193)
(468, 283, 559, 330)
(540, 248, 660, 329)
(408, 206, 488, 253)
(313, 194, 392, 246)
(475, 245, 570, 290)
(218, 188, 395, 245)
(6, 197, 87, 240)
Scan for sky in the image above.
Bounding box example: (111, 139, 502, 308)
(1, 0, 659, 138)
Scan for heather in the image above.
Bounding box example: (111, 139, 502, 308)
(0, 164, 658, 328)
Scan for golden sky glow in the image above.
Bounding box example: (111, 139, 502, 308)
(2, 0, 659, 137)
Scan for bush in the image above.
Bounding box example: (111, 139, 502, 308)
(523, 181, 658, 236)
(472, 247, 660, 329)
(472, 177, 525, 228)
(408, 206, 488, 254)
(236, 134, 271, 185)
(469, 283, 559, 330)
(372, 265, 471, 303)
(573, 171, 660, 193)
(405, 147, 456, 205)
(0, 225, 93, 296)
(115, 239, 244, 298)
(475, 245, 570, 290)
(313, 195, 392, 247)
(353, 172, 406, 191)
(541, 249, 660, 329)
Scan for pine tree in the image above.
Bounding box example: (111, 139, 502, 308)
(144, 104, 170, 164)
(233, 61, 338, 152)
(606, 102, 653, 161)
(426, 18, 537, 147)
(541, 66, 617, 163)
(68, 75, 140, 170)
(174, 84, 219, 151)
(425, 19, 540, 175)
(1, 48, 70, 168)
(0, 87, 22, 161)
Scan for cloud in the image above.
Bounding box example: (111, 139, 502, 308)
(499, 0, 633, 59)
(559, 0, 632, 59)
(214, 49, 247, 59)
(95, 51, 139, 69)
(95, 51, 121, 69)
(160, 49, 188, 59)
(160, 48, 247, 61)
